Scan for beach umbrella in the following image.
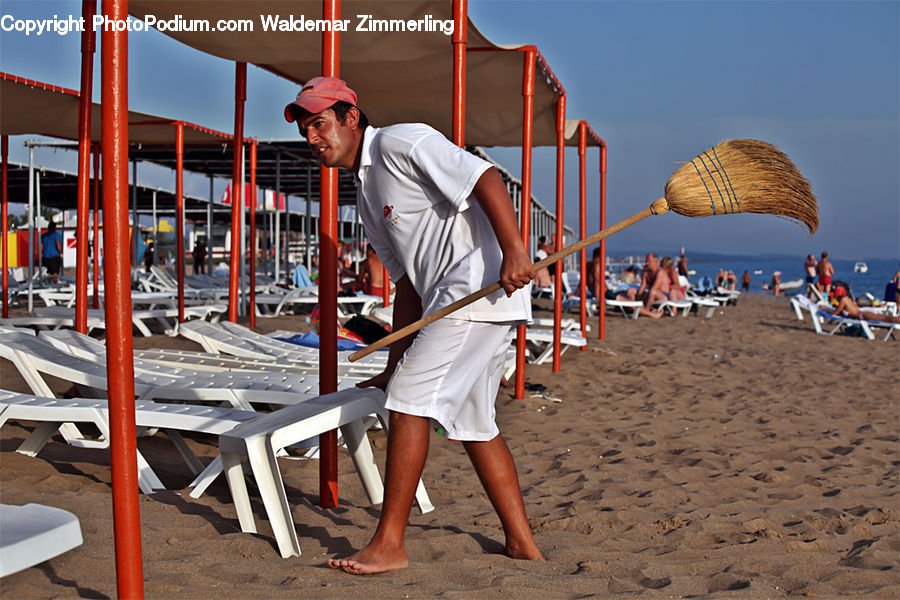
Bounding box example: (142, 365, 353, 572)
(350, 138, 818, 361)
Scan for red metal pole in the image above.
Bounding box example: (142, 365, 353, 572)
(249, 139, 257, 328)
(101, 1, 144, 596)
(175, 122, 185, 323)
(382, 266, 390, 307)
(319, 0, 341, 508)
(75, 0, 96, 334)
(451, 0, 467, 147)
(92, 143, 100, 309)
(578, 121, 587, 350)
(1, 135, 7, 319)
(552, 94, 565, 372)
(599, 142, 607, 340)
(228, 62, 246, 323)
(515, 47, 536, 400)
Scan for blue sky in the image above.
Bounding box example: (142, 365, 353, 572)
(1, 0, 897, 259)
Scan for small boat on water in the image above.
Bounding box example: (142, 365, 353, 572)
(753, 269, 763, 275)
(854, 261, 868, 274)
(778, 278, 803, 291)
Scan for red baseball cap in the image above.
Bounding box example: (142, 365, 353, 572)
(284, 76, 358, 123)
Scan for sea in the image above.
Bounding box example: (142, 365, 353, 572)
(610, 255, 899, 300)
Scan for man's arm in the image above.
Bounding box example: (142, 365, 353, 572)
(472, 167, 534, 296)
(356, 275, 422, 391)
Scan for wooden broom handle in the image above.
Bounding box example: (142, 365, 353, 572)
(348, 198, 669, 362)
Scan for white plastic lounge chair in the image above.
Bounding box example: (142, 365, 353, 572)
(0, 503, 83, 577)
(603, 298, 643, 319)
(33, 304, 225, 337)
(522, 328, 587, 365)
(133, 347, 370, 380)
(791, 295, 897, 341)
(0, 314, 107, 334)
(530, 317, 590, 333)
(685, 293, 720, 318)
(791, 295, 874, 339)
(0, 389, 262, 494)
(179, 320, 388, 373)
(0, 330, 346, 412)
(655, 299, 693, 317)
(219, 387, 433, 558)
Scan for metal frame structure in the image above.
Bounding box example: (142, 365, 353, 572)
(0, 2, 612, 593)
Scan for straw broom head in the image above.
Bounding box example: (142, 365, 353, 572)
(663, 139, 818, 233)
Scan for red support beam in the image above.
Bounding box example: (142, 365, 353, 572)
(599, 142, 607, 340)
(319, 0, 341, 509)
(451, 0, 467, 147)
(382, 266, 390, 307)
(100, 0, 144, 596)
(249, 139, 257, 328)
(75, 0, 96, 334)
(92, 143, 100, 309)
(228, 62, 247, 323)
(552, 94, 566, 372)
(1, 135, 7, 319)
(515, 47, 536, 400)
(175, 121, 185, 323)
(578, 121, 587, 349)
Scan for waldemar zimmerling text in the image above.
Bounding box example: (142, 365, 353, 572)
(1, 13, 455, 36)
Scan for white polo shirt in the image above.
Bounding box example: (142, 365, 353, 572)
(355, 124, 531, 323)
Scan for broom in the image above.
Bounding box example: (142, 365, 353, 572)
(348, 139, 817, 362)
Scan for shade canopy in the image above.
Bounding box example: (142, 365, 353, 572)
(127, 0, 601, 147)
(0, 72, 234, 145)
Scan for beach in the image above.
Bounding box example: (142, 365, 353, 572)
(1, 294, 897, 598)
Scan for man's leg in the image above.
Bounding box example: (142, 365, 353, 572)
(463, 435, 544, 560)
(328, 410, 430, 574)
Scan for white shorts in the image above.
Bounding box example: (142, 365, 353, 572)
(385, 319, 515, 442)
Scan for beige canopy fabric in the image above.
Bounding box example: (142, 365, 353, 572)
(127, 0, 598, 147)
(0, 72, 233, 145)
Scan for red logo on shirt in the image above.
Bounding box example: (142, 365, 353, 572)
(383, 205, 394, 218)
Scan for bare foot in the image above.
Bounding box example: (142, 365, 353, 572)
(326, 543, 408, 575)
(506, 541, 545, 561)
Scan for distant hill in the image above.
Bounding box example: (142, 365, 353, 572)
(605, 249, 797, 263)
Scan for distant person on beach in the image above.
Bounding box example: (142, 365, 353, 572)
(284, 76, 542, 573)
(804, 254, 817, 285)
(617, 252, 664, 318)
(817, 251, 834, 295)
(40, 221, 63, 283)
(716, 269, 727, 289)
(726, 271, 737, 291)
(143, 242, 155, 273)
(883, 269, 900, 304)
(677, 254, 689, 282)
(741, 270, 751, 292)
(192, 240, 207, 275)
(823, 283, 900, 323)
(586, 246, 604, 300)
(533, 235, 551, 288)
(677, 254, 688, 276)
(620, 266, 637, 285)
(343, 244, 387, 297)
(661, 256, 686, 300)
(771, 271, 782, 296)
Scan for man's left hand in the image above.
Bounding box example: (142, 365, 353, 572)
(500, 248, 535, 297)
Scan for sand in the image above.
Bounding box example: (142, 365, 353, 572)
(1, 294, 898, 598)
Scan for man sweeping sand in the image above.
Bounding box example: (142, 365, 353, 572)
(284, 77, 544, 574)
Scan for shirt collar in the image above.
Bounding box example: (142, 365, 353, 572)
(356, 125, 378, 182)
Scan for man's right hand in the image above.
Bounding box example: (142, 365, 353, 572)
(356, 369, 393, 392)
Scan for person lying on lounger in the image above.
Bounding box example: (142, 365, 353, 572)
(822, 283, 900, 323)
